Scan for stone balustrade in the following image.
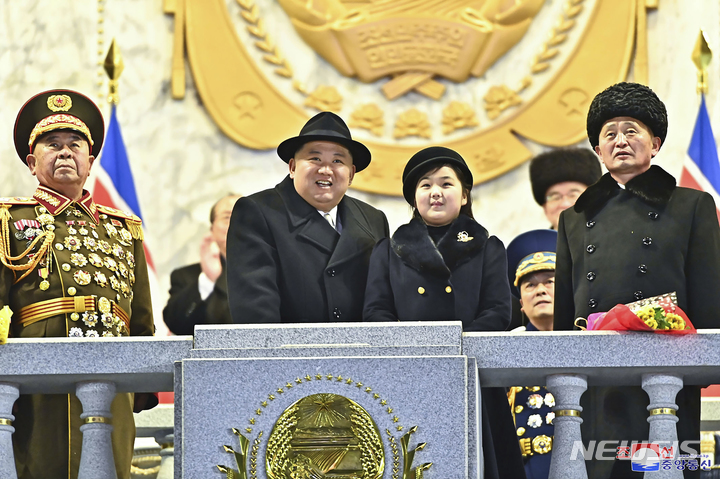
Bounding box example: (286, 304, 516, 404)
(1, 326, 719, 478)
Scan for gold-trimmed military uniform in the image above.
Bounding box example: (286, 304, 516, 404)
(0, 186, 154, 479)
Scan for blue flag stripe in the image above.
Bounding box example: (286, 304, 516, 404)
(99, 106, 143, 220)
(687, 95, 720, 195)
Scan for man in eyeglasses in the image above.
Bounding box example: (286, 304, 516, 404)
(529, 148, 602, 230)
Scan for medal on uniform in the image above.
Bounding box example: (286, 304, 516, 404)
(83, 236, 98, 252)
(527, 393, 543, 409)
(544, 393, 555, 407)
(98, 240, 112, 254)
(112, 244, 125, 260)
(128, 270, 135, 286)
(118, 228, 132, 245)
(66, 220, 77, 235)
(126, 252, 135, 269)
(89, 223, 99, 238)
(109, 275, 121, 292)
(64, 236, 81, 251)
(73, 270, 91, 286)
(104, 223, 118, 237)
(118, 262, 128, 278)
(527, 414, 542, 428)
(77, 221, 88, 236)
(82, 312, 98, 327)
(104, 257, 118, 271)
(94, 271, 108, 287)
(38, 267, 50, 291)
(70, 252, 88, 268)
(88, 253, 103, 268)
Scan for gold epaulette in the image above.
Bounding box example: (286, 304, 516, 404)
(0, 197, 38, 206)
(97, 205, 144, 240)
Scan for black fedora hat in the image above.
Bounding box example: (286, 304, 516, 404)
(14, 89, 105, 164)
(401, 146, 473, 205)
(277, 112, 371, 172)
(506, 229, 557, 298)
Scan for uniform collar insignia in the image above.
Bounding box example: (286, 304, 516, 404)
(573, 165, 676, 219)
(32, 186, 99, 224)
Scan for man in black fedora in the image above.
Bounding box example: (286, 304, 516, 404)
(226, 112, 389, 323)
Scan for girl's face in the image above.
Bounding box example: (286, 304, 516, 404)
(415, 166, 467, 227)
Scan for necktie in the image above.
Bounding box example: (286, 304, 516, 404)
(323, 212, 336, 230)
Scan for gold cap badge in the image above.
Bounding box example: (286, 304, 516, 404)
(47, 95, 73, 112)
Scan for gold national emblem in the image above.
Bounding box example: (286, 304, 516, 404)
(266, 393, 384, 479)
(73, 270, 92, 286)
(47, 95, 73, 112)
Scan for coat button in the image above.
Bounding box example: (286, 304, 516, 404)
(588, 299, 598, 309)
(634, 291, 644, 300)
(417, 287, 425, 295)
(638, 264, 648, 274)
(642, 237, 652, 246)
(586, 220, 596, 228)
(333, 307, 341, 319)
(326, 268, 336, 277)
(648, 212, 659, 220)
(445, 286, 452, 293)
(586, 245, 596, 254)
(586, 272, 596, 281)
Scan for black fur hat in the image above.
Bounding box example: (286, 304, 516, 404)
(529, 148, 602, 205)
(586, 82, 667, 149)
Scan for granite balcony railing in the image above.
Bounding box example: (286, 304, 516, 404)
(1, 326, 720, 479)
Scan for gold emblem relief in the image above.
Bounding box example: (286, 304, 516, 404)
(394, 109, 431, 139)
(349, 104, 384, 136)
(171, 0, 642, 194)
(47, 95, 73, 112)
(442, 101, 478, 135)
(304, 86, 343, 112)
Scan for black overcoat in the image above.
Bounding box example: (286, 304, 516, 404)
(555, 166, 720, 478)
(226, 175, 389, 323)
(363, 215, 525, 479)
(363, 215, 510, 331)
(162, 262, 232, 334)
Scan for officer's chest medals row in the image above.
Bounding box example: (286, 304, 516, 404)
(513, 386, 555, 436)
(15, 205, 136, 301)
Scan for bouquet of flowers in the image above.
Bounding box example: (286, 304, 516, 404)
(578, 292, 695, 334)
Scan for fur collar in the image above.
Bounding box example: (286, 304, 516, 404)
(391, 215, 489, 279)
(573, 165, 676, 219)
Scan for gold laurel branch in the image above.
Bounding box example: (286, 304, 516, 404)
(249, 432, 262, 479)
(235, 0, 295, 81)
(387, 430, 400, 479)
(531, 0, 585, 74)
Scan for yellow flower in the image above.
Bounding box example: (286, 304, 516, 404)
(644, 318, 658, 329)
(666, 313, 685, 330)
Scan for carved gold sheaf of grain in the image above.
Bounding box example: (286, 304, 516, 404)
(394, 109, 431, 139)
(531, 0, 586, 74)
(349, 104, 385, 136)
(304, 85, 343, 112)
(442, 101, 479, 134)
(235, 0, 298, 84)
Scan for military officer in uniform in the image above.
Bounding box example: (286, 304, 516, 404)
(0, 89, 155, 479)
(507, 229, 558, 479)
(555, 82, 720, 478)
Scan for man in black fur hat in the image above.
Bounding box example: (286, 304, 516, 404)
(226, 112, 388, 323)
(554, 82, 720, 478)
(530, 148, 602, 229)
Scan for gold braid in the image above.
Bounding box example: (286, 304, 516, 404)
(0, 206, 55, 283)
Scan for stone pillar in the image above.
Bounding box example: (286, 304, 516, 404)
(547, 374, 588, 479)
(642, 374, 683, 479)
(76, 381, 117, 479)
(154, 429, 174, 479)
(0, 382, 19, 479)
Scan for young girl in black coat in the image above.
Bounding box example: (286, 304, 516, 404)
(363, 146, 526, 479)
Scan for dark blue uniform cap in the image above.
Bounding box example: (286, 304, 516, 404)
(507, 229, 558, 298)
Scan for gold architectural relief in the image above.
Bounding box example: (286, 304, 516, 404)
(442, 101, 479, 134)
(394, 109, 431, 139)
(530, 0, 585, 75)
(218, 428, 251, 479)
(236, 0, 294, 79)
(304, 86, 343, 112)
(349, 104, 385, 136)
(276, 0, 547, 100)
(174, 0, 640, 193)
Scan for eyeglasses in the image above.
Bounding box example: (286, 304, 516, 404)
(545, 190, 583, 204)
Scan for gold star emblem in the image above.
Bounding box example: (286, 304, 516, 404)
(346, 378, 353, 384)
(365, 387, 372, 393)
(392, 416, 399, 423)
(380, 400, 387, 406)
(373, 393, 380, 399)
(246, 427, 252, 433)
(397, 425, 404, 431)
(255, 409, 262, 415)
(356, 382, 363, 388)
(277, 388, 284, 394)
(305, 375, 312, 381)
(269, 394, 275, 401)
(387, 408, 393, 414)
(326, 374, 333, 380)
(315, 374, 323, 380)
(286, 382, 293, 388)
(295, 378, 303, 384)
(249, 418, 256, 425)
(336, 375, 343, 382)
(261, 401, 268, 407)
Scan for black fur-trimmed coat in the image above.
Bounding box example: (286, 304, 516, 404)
(554, 165, 720, 479)
(363, 214, 511, 331)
